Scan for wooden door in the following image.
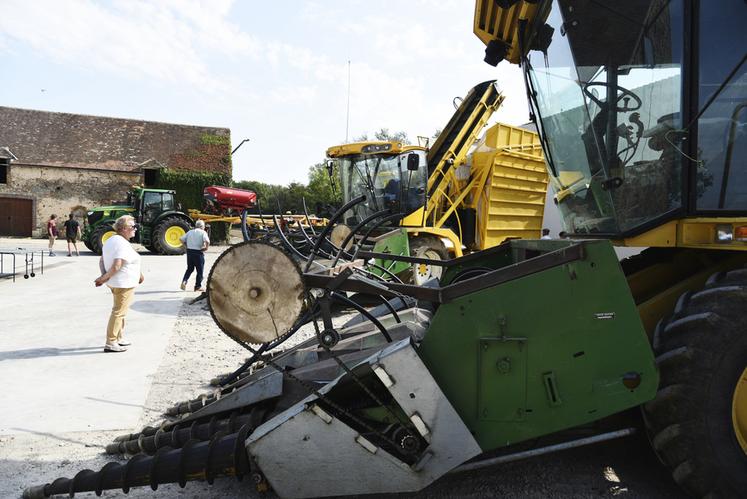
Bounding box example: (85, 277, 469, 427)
(0, 197, 33, 236)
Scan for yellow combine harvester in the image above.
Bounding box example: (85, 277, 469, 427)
(472, 1, 747, 496)
(327, 81, 547, 283)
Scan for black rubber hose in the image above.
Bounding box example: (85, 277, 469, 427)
(273, 215, 315, 262)
(304, 195, 366, 272)
(376, 296, 401, 323)
(330, 209, 391, 268)
(351, 212, 404, 261)
(330, 292, 392, 342)
(240, 208, 252, 242)
(302, 197, 317, 236)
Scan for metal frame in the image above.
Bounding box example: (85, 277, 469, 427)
(304, 242, 586, 303)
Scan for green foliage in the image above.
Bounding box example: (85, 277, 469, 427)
(353, 128, 410, 144)
(154, 169, 232, 242)
(200, 133, 231, 146)
(374, 128, 409, 143)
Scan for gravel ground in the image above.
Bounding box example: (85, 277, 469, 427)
(0, 292, 686, 499)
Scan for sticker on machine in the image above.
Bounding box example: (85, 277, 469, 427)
(594, 312, 616, 320)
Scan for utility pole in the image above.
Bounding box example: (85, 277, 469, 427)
(345, 60, 351, 143)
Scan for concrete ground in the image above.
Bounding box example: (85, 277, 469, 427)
(0, 237, 219, 437)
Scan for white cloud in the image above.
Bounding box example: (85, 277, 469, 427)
(0, 0, 261, 93)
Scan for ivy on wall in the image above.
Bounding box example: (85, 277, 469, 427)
(154, 169, 232, 242)
(200, 134, 231, 146)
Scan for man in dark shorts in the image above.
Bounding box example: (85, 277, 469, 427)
(63, 213, 81, 256)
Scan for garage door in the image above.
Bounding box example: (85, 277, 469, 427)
(0, 197, 33, 236)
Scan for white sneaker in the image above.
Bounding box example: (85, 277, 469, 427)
(104, 343, 127, 353)
(118, 339, 132, 346)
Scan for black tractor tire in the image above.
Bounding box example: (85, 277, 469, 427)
(642, 269, 747, 498)
(408, 236, 448, 286)
(89, 224, 117, 255)
(151, 216, 191, 255)
(83, 238, 94, 252)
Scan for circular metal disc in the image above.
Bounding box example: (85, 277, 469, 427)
(208, 242, 305, 344)
(330, 224, 353, 251)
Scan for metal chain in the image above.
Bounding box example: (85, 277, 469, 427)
(245, 341, 406, 453)
(311, 316, 414, 432)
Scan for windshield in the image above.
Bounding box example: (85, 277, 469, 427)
(526, 0, 684, 236)
(340, 151, 427, 225)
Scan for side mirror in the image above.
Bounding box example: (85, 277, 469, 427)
(326, 160, 335, 177)
(407, 153, 420, 171)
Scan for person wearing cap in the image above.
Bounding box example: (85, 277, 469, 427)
(179, 220, 210, 292)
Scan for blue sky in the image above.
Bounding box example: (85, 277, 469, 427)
(0, 0, 528, 184)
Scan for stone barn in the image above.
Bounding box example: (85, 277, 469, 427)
(0, 106, 231, 237)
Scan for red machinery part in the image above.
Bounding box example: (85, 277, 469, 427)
(204, 186, 257, 212)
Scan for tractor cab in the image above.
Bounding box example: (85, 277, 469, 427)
(327, 142, 428, 226)
(497, 0, 747, 241)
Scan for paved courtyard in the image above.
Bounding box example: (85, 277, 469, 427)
(0, 237, 220, 436)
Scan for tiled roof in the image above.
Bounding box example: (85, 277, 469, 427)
(0, 106, 231, 174)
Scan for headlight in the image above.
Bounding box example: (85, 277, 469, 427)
(362, 143, 392, 153)
(716, 224, 733, 243)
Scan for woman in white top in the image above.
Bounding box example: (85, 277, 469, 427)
(94, 215, 144, 352)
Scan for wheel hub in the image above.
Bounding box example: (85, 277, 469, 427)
(165, 226, 186, 248)
(101, 230, 116, 244)
(733, 366, 747, 454)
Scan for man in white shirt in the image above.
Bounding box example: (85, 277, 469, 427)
(179, 220, 210, 292)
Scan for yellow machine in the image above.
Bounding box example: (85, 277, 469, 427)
(472, 1, 747, 496)
(327, 81, 547, 283)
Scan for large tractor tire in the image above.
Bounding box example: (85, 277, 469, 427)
(642, 269, 747, 498)
(89, 225, 117, 255)
(152, 216, 190, 255)
(409, 236, 447, 286)
(83, 238, 94, 252)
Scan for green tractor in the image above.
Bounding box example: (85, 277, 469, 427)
(83, 187, 193, 255)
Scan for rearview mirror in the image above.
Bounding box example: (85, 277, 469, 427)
(407, 153, 420, 171)
(326, 160, 335, 177)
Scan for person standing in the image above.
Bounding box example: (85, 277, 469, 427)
(63, 213, 82, 256)
(94, 215, 144, 353)
(47, 214, 58, 256)
(541, 228, 552, 240)
(179, 220, 210, 292)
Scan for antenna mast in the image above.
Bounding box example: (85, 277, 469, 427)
(345, 60, 351, 142)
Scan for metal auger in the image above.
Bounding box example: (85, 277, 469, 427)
(24, 426, 255, 498)
(106, 409, 262, 456)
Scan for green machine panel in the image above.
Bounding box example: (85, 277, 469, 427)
(479, 337, 527, 422)
(370, 229, 411, 277)
(417, 239, 658, 451)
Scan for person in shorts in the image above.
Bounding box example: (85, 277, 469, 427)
(63, 213, 81, 256)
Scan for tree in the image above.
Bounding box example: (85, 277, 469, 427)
(374, 128, 409, 144)
(306, 162, 341, 215)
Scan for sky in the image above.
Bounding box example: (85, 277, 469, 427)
(0, 0, 530, 185)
